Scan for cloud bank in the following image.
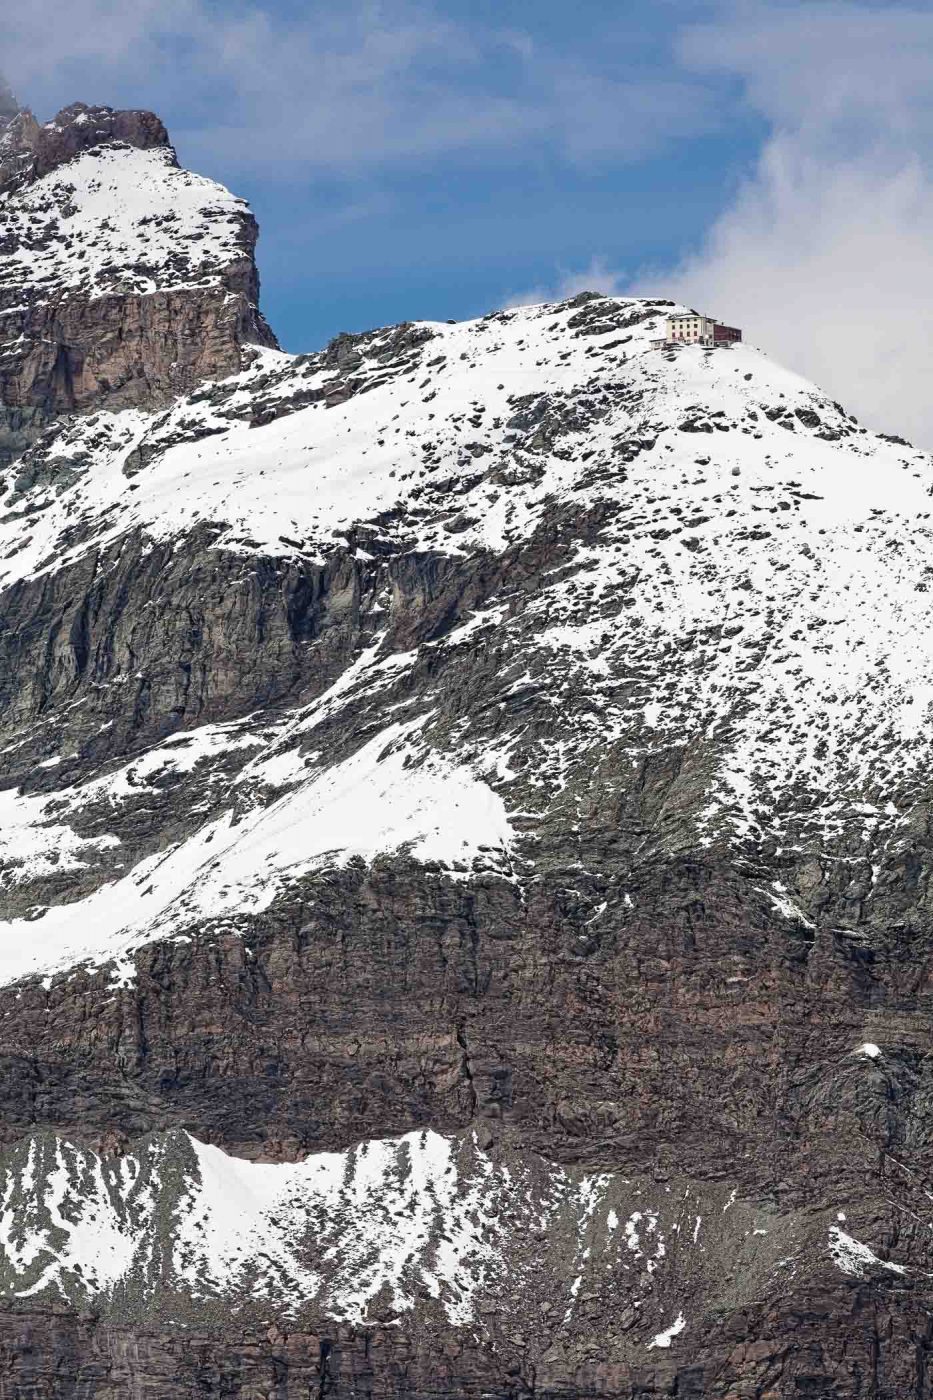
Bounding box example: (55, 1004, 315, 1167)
(648, 2, 933, 446)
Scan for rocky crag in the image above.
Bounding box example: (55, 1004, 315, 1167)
(0, 89, 930, 1398)
(0, 90, 275, 466)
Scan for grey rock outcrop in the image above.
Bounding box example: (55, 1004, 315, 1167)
(0, 79, 18, 129)
(0, 100, 170, 196)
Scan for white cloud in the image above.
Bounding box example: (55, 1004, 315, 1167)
(0, 0, 197, 87)
(505, 256, 626, 309)
(2, 0, 713, 177)
(642, 1, 933, 446)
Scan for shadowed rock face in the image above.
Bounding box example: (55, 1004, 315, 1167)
(1, 100, 933, 1399)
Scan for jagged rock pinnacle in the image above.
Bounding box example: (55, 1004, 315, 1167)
(0, 100, 172, 196)
(0, 77, 19, 126)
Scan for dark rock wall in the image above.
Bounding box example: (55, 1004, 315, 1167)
(0, 1285, 930, 1400)
(0, 279, 275, 466)
(0, 859, 923, 1201)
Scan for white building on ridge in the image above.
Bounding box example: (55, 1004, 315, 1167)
(665, 312, 742, 346)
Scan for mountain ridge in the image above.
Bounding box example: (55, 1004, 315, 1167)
(0, 94, 931, 1398)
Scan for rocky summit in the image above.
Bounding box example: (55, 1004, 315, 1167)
(0, 90, 275, 468)
(0, 91, 929, 1400)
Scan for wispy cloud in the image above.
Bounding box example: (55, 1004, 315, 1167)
(3, 0, 715, 177)
(643, 1, 933, 445)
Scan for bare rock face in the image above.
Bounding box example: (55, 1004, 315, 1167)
(0, 99, 170, 195)
(0, 92, 277, 463)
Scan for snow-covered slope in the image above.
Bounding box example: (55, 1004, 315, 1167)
(0, 143, 258, 301)
(0, 1125, 902, 1346)
(0, 708, 515, 986)
(1, 293, 931, 985)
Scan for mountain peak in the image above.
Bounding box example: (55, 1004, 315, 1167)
(0, 98, 171, 197)
(0, 107, 931, 1390)
(0, 77, 18, 127)
(0, 95, 277, 463)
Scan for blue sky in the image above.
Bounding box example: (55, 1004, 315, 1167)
(222, 0, 766, 350)
(3, 0, 766, 347)
(7, 1, 933, 444)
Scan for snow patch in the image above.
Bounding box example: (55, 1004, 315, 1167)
(0, 719, 514, 987)
(648, 1312, 686, 1348)
(829, 1226, 906, 1277)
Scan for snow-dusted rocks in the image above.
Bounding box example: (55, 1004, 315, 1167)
(2, 143, 257, 300)
(1, 291, 932, 981)
(0, 95, 275, 464)
(0, 1125, 888, 1352)
(0, 100, 170, 198)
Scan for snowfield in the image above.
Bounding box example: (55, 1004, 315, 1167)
(0, 1123, 855, 1334)
(0, 143, 252, 302)
(0, 294, 932, 986)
